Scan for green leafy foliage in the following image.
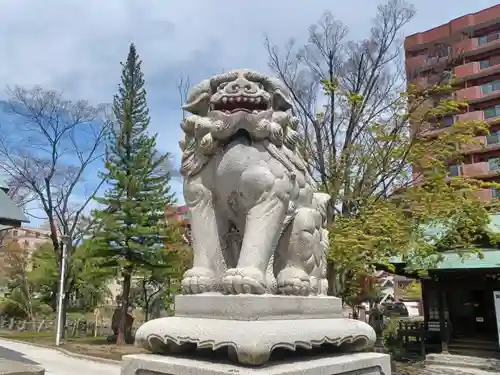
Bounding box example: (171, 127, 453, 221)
(265, 3, 497, 304)
(130, 224, 191, 320)
(0, 241, 52, 319)
(325, 76, 495, 298)
(30, 242, 112, 312)
(382, 318, 403, 358)
(399, 281, 422, 301)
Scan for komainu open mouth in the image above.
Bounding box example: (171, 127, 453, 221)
(211, 95, 269, 113)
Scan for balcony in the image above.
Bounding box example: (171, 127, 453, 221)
(406, 54, 426, 73)
(456, 110, 484, 122)
(454, 62, 480, 79)
(456, 82, 500, 104)
(465, 37, 500, 57)
(456, 86, 482, 101)
(474, 188, 494, 202)
(461, 133, 500, 154)
(453, 38, 478, 56)
(461, 161, 489, 177)
(460, 135, 486, 153)
(455, 60, 500, 81)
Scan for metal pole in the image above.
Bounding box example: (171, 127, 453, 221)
(55, 240, 67, 346)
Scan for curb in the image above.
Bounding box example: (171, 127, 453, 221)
(0, 337, 121, 365)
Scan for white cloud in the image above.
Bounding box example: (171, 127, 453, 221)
(0, 0, 497, 205)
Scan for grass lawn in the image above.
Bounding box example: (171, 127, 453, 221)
(0, 330, 147, 361)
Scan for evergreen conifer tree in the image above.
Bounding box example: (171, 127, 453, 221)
(92, 43, 175, 345)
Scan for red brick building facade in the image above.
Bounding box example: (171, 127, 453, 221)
(405, 5, 500, 201)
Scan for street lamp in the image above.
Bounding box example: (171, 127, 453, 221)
(56, 234, 69, 346)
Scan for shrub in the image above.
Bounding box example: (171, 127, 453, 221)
(0, 296, 53, 320)
(0, 298, 27, 319)
(383, 318, 404, 358)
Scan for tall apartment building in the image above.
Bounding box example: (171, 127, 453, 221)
(405, 5, 500, 201)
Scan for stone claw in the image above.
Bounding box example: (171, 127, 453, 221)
(222, 268, 266, 295)
(181, 267, 217, 294)
(277, 267, 311, 296)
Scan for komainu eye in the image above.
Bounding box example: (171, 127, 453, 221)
(217, 82, 228, 90)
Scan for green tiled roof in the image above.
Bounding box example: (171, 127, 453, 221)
(388, 213, 500, 270)
(431, 248, 500, 270)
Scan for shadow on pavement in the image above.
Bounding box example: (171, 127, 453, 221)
(0, 346, 39, 365)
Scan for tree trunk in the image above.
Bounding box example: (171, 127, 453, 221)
(144, 303, 149, 322)
(142, 279, 149, 322)
(50, 283, 58, 311)
(61, 292, 71, 339)
(117, 270, 132, 345)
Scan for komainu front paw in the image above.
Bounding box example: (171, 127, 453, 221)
(181, 267, 217, 294)
(222, 267, 266, 295)
(277, 267, 311, 296)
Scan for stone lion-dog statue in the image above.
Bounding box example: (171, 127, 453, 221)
(179, 69, 330, 296)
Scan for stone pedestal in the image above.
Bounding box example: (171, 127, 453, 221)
(122, 352, 390, 375)
(128, 293, 391, 374)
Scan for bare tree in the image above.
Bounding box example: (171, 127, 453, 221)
(264, 1, 483, 296)
(265, 2, 415, 213)
(0, 86, 111, 319)
(177, 76, 191, 121)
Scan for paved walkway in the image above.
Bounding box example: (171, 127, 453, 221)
(0, 339, 120, 375)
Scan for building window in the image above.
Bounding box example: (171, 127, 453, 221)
(484, 105, 500, 119)
(493, 188, 500, 198)
(479, 59, 490, 69)
(448, 165, 461, 177)
(427, 45, 450, 61)
(488, 157, 500, 171)
(12, 230, 18, 237)
(478, 35, 489, 46)
(487, 131, 500, 145)
(427, 290, 439, 320)
(481, 80, 500, 95)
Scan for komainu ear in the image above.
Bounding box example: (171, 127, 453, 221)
(182, 79, 211, 116)
(272, 89, 293, 112)
(312, 192, 331, 223)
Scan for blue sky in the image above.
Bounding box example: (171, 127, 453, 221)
(0, 0, 497, 215)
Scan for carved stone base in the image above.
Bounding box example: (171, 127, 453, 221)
(134, 294, 376, 366)
(175, 293, 343, 320)
(122, 352, 391, 375)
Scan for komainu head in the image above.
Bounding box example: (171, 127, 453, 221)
(182, 69, 293, 117)
(179, 70, 302, 177)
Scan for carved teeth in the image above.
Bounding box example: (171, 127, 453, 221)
(255, 97, 261, 104)
(249, 98, 255, 103)
(253, 110, 259, 114)
(243, 97, 248, 102)
(228, 97, 234, 102)
(236, 97, 242, 102)
(222, 97, 228, 103)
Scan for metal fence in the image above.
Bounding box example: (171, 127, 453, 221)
(0, 316, 144, 338)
